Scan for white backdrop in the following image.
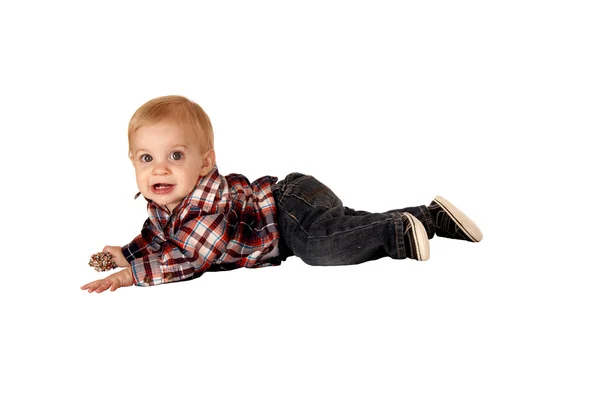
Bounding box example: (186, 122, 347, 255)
(1, 1, 599, 400)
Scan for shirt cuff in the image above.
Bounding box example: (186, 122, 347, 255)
(131, 253, 165, 286)
(122, 244, 142, 265)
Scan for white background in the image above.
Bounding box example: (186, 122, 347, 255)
(1, 1, 599, 400)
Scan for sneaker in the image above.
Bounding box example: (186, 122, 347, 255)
(401, 212, 430, 261)
(428, 196, 483, 242)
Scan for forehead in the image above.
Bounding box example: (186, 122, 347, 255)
(131, 121, 195, 148)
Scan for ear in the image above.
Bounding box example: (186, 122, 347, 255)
(198, 149, 216, 175)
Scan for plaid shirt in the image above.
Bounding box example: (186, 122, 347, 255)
(122, 167, 281, 286)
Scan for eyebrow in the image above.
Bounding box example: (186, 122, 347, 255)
(134, 144, 188, 155)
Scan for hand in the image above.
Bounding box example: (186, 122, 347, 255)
(102, 245, 131, 268)
(81, 267, 134, 293)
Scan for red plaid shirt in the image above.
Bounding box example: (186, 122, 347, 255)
(122, 167, 281, 286)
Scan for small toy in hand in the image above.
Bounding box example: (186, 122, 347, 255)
(88, 252, 117, 272)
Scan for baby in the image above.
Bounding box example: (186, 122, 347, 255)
(81, 95, 483, 293)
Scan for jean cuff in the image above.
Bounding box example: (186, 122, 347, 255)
(420, 205, 435, 239)
(394, 214, 407, 259)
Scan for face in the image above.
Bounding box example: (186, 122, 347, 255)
(130, 121, 215, 212)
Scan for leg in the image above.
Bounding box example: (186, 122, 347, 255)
(272, 173, 429, 265)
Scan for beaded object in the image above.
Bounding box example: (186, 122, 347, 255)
(88, 252, 117, 272)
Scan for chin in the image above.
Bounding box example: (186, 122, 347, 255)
(144, 193, 174, 206)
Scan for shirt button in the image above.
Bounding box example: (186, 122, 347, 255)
(165, 272, 174, 281)
(144, 276, 152, 284)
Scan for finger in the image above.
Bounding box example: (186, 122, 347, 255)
(82, 280, 100, 292)
(95, 280, 113, 293)
(102, 246, 119, 259)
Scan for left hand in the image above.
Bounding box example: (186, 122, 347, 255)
(102, 245, 131, 268)
(81, 267, 134, 293)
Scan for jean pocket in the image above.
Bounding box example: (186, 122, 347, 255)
(292, 176, 338, 209)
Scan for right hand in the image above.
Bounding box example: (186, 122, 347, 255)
(81, 266, 134, 293)
(102, 245, 131, 268)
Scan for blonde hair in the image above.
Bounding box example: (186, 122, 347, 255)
(128, 95, 214, 156)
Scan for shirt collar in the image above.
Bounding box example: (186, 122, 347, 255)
(187, 166, 221, 213)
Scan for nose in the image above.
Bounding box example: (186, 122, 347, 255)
(152, 160, 170, 175)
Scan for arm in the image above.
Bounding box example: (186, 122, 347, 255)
(81, 212, 227, 291)
(81, 218, 161, 294)
(130, 212, 228, 286)
(121, 219, 162, 264)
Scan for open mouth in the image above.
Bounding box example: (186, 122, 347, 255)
(151, 183, 175, 194)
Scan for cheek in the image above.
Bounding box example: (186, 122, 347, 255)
(177, 165, 200, 188)
(174, 162, 196, 178)
(135, 170, 149, 185)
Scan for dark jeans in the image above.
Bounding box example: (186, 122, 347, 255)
(271, 173, 434, 265)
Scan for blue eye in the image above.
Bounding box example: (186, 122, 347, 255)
(141, 154, 153, 163)
(171, 151, 183, 161)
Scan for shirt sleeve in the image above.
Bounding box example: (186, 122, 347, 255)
(130, 212, 229, 286)
(121, 219, 162, 264)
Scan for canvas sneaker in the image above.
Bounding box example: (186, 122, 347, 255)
(428, 196, 483, 242)
(401, 212, 430, 261)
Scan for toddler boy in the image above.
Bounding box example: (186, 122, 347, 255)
(81, 95, 482, 293)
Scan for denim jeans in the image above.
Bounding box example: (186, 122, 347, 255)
(271, 173, 434, 265)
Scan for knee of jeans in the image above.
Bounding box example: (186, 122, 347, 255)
(287, 236, 320, 265)
(295, 237, 345, 266)
(300, 248, 359, 266)
(299, 252, 330, 266)
(298, 247, 326, 266)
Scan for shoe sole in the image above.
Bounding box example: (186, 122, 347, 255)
(404, 213, 430, 261)
(433, 196, 483, 242)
